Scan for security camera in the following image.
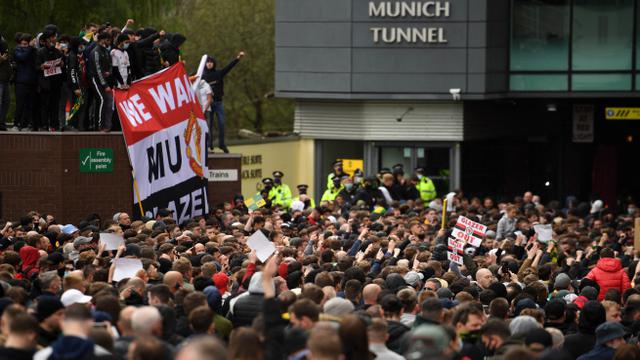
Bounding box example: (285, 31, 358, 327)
(449, 88, 461, 101)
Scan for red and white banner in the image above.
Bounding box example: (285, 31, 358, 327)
(447, 251, 463, 265)
(451, 216, 486, 247)
(114, 63, 209, 222)
(447, 237, 464, 254)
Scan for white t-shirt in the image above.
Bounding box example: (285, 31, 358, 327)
(110, 48, 130, 88)
(195, 79, 213, 113)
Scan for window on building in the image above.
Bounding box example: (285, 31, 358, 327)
(511, 0, 570, 71)
(572, 0, 634, 71)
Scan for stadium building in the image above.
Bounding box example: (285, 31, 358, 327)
(274, 0, 640, 206)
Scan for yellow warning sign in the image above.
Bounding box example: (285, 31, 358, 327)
(339, 159, 364, 177)
(605, 107, 640, 120)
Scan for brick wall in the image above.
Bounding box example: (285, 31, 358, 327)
(0, 133, 241, 224)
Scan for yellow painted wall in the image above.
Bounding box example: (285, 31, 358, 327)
(227, 138, 315, 200)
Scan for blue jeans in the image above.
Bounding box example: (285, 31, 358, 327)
(0, 82, 10, 129)
(208, 100, 226, 149)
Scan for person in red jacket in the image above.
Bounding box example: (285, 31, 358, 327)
(585, 248, 631, 300)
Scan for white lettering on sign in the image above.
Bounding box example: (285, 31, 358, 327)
(118, 94, 152, 127)
(207, 169, 239, 182)
(368, 1, 450, 44)
(368, 1, 450, 17)
(147, 75, 196, 115)
(447, 251, 463, 265)
(370, 27, 447, 44)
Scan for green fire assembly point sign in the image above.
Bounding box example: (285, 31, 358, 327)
(79, 148, 114, 173)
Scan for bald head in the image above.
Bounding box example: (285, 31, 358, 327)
(476, 268, 494, 290)
(363, 284, 382, 305)
(118, 306, 136, 335)
(163, 271, 184, 293)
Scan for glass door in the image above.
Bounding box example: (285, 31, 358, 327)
(378, 144, 452, 194)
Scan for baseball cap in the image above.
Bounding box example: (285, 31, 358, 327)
(60, 289, 92, 307)
(73, 236, 93, 248)
(61, 224, 79, 235)
(404, 271, 424, 286)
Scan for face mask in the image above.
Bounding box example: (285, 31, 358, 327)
(417, 174, 423, 179)
(274, 178, 281, 185)
(629, 207, 636, 215)
(106, 45, 112, 51)
(345, 183, 353, 191)
(78, 46, 85, 52)
(354, 176, 362, 184)
(60, 43, 68, 50)
(123, 43, 130, 50)
(460, 330, 481, 344)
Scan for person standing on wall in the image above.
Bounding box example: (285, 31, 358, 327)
(88, 32, 114, 133)
(0, 32, 11, 131)
(201, 51, 245, 153)
(35, 29, 65, 132)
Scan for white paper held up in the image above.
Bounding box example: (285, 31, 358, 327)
(99, 233, 124, 251)
(112, 258, 143, 282)
(534, 224, 553, 243)
(247, 230, 276, 262)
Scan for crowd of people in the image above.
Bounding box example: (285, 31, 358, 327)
(0, 20, 241, 152)
(0, 170, 637, 360)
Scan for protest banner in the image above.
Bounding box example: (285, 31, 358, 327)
(44, 58, 63, 77)
(451, 216, 486, 247)
(533, 224, 553, 243)
(447, 251, 463, 265)
(112, 258, 143, 282)
(99, 233, 124, 251)
(114, 63, 209, 223)
(245, 194, 266, 211)
(447, 237, 464, 254)
(247, 230, 276, 262)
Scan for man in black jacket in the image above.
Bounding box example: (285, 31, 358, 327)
(89, 32, 113, 132)
(0, 32, 12, 131)
(160, 33, 186, 66)
(66, 37, 88, 130)
(12, 33, 38, 131)
(35, 30, 65, 132)
(201, 51, 245, 153)
(138, 28, 165, 77)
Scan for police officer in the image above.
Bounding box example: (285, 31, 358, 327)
(415, 167, 437, 202)
(259, 178, 274, 199)
(327, 160, 349, 191)
(270, 171, 292, 209)
(321, 174, 345, 202)
(293, 184, 316, 209)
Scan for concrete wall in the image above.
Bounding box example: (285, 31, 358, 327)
(227, 138, 315, 200)
(275, 0, 510, 99)
(0, 133, 240, 223)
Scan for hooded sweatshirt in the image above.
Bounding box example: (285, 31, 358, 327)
(160, 33, 186, 66)
(585, 257, 631, 300)
(18, 245, 40, 279)
(201, 55, 239, 101)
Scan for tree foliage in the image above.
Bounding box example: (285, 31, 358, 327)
(172, 0, 293, 135)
